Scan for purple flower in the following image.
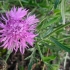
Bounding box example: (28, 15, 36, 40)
(0, 7, 39, 54)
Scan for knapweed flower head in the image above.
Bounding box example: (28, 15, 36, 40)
(0, 7, 39, 54)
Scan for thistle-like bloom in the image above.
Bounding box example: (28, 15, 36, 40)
(0, 7, 39, 54)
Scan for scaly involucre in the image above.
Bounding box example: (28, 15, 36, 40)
(0, 7, 39, 54)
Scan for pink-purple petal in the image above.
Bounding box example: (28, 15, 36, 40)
(0, 7, 39, 54)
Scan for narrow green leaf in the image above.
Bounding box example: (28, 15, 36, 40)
(18, 65, 24, 70)
(52, 64, 59, 70)
(43, 25, 54, 38)
(54, 0, 60, 9)
(43, 43, 61, 51)
(61, 0, 65, 24)
(5, 50, 12, 62)
(24, 55, 31, 60)
(44, 62, 53, 70)
(28, 47, 36, 70)
(42, 55, 56, 62)
(50, 37, 70, 52)
(41, 15, 60, 29)
(37, 16, 48, 29)
(28, 59, 34, 70)
(44, 22, 70, 38)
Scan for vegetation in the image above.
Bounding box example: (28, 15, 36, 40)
(0, 0, 70, 70)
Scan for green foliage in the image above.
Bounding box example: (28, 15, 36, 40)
(28, 47, 36, 70)
(0, 0, 70, 70)
(42, 55, 56, 63)
(50, 37, 70, 52)
(18, 64, 24, 70)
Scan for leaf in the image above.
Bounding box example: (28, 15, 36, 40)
(50, 37, 70, 52)
(44, 62, 53, 70)
(42, 55, 56, 62)
(24, 55, 31, 60)
(52, 64, 59, 70)
(43, 24, 54, 38)
(21, 0, 29, 3)
(18, 65, 24, 70)
(37, 16, 48, 29)
(54, 0, 60, 9)
(43, 42, 61, 51)
(61, 0, 65, 24)
(28, 47, 36, 70)
(5, 50, 12, 61)
(41, 15, 61, 29)
(28, 56, 36, 70)
(28, 59, 35, 70)
(44, 22, 70, 38)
